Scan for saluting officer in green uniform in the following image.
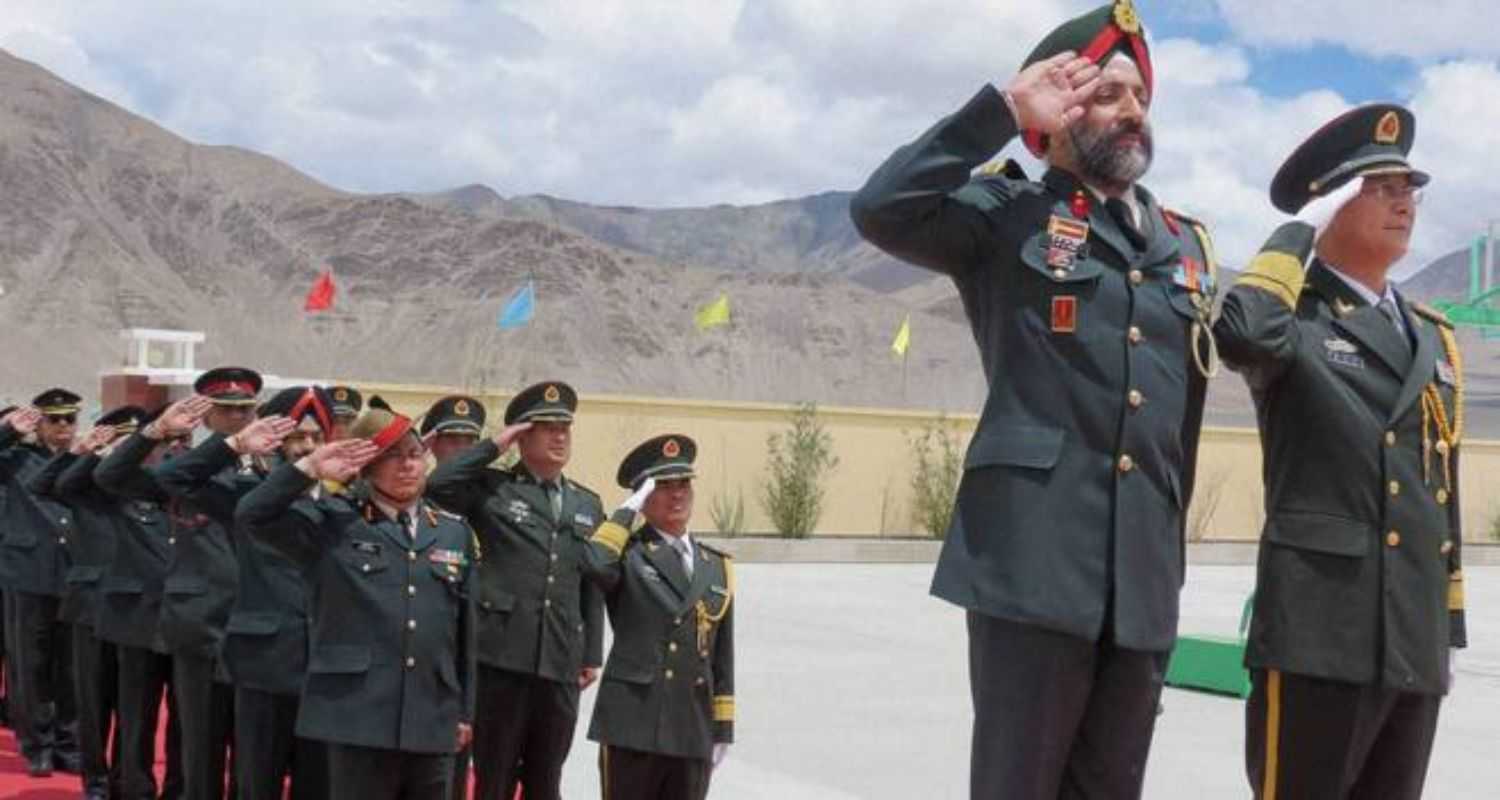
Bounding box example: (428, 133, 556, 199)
(329, 386, 363, 441)
(425, 382, 606, 800)
(236, 405, 477, 800)
(418, 393, 488, 800)
(1216, 104, 1467, 800)
(851, 2, 1216, 797)
(586, 435, 734, 800)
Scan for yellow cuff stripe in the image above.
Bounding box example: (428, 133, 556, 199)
(712, 696, 735, 722)
(1450, 571, 1466, 611)
(1235, 251, 1305, 310)
(592, 521, 630, 556)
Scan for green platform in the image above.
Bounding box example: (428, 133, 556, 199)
(1165, 594, 1253, 698)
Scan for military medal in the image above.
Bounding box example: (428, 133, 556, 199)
(1051, 296, 1077, 333)
(1046, 215, 1090, 271)
(1070, 189, 1091, 219)
(1173, 257, 1202, 292)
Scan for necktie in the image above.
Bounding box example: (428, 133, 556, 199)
(1106, 198, 1146, 250)
(545, 482, 562, 522)
(397, 510, 413, 540)
(672, 537, 694, 578)
(1377, 297, 1410, 349)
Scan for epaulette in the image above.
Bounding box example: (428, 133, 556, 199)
(430, 505, 465, 521)
(1167, 207, 1219, 293)
(1410, 301, 1454, 329)
(698, 541, 734, 560)
(567, 479, 600, 502)
(976, 158, 1027, 181)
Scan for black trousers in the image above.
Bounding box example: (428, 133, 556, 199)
(326, 742, 453, 800)
(117, 644, 184, 800)
(0, 589, 10, 726)
(449, 746, 471, 800)
(1246, 669, 1442, 800)
(966, 612, 1167, 800)
(173, 651, 236, 800)
(73, 623, 122, 791)
(599, 745, 712, 800)
(471, 666, 579, 800)
(6, 591, 79, 758)
(235, 686, 329, 800)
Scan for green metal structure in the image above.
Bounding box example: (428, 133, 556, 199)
(1165, 594, 1254, 698)
(1431, 235, 1500, 330)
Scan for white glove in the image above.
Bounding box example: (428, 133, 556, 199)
(712, 743, 729, 769)
(1295, 178, 1363, 242)
(621, 477, 657, 513)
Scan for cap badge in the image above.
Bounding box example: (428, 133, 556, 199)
(663, 438, 681, 458)
(1113, 0, 1141, 35)
(335, 388, 348, 402)
(543, 385, 561, 403)
(1375, 111, 1400, 145)
(454, 399, 470, 417)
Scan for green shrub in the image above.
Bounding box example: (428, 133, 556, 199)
(908, 417, 965, 538)
(760, 402, 838, 539)
(709, 486, 746, 537)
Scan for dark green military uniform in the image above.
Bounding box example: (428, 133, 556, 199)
(1215, 104, 1464, 800)
(585, 435, 734, 800)
(426, 381, 605, 800)
(850, 3, 1214, 797)
(0, 403, 12, 731)
(236, 410, 476, 800)
(82, 427, 187, 800)
(28, 405, 149, 798)
(420, 393, 488, 800)
(0, 389, 83, 775)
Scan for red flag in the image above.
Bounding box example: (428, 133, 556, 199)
(304, 269, 335, 312)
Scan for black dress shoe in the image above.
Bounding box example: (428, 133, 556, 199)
(27, 750, 54, 777)
(53, 748, 84, 774)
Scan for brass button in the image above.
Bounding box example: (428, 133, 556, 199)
(408, 551, 417, 562)
(361, 564, 371, 573)
(550, 554, 559, 562)
(407, 585, 416, 596)
(546, 575, 555, 584)
(58, 537, 67, 545)
(1386, 531, 1401, 548)
(1127, 390, 1144, 409)
(669, 643, 678, 653)
(1384, 431, 1397, 447)
(544, 599, 552, 609)
(169, 537, 177, 545)
(1117, 454, 1135, 473)
(482, 601, 492, 610)
(1127, 326, 1143, 345)
(700, 650, 709, 658)
(1436, 488, 1450, 505)
(674, 617, 683, 626)
(405, 656, 416, 669)
(1388, 480, 1400, 497)
(407, 619, 417, 631)
(1436, 440, 1450, 456)
(664, 669, 674, 680)
(1441, 540, 1454, 555)
(695, 677, 706, 686)
(1052, 269, 1068, 279)
(1128, 270, 1143, 286)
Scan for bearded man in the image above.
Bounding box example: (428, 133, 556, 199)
(850, 2, 1218, 797)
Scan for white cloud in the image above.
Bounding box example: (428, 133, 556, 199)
(1216, 0, 1500, 60)
(1, 1, 1496, 272)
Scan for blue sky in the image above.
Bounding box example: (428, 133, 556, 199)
(3, 1, 1499, 270)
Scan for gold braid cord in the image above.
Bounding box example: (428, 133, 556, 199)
(695, 558, 735, 653)
(1420, 325, 1464, 494)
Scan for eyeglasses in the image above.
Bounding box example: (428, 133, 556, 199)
(1360, 183, 1424, 205)
(45, 414, 78, 425)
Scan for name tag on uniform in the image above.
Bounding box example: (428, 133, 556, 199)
(1436, 360, 1456, 385)
(352, 540, 382, 555)
(573, 513, 596, 528)
(507, 499, 530, 524)
(1324, 338, 1364, 369)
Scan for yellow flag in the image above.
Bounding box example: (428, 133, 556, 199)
(891, 313, 911, 356)
(695, 292, 731, 331)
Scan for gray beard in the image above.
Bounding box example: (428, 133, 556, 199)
(1068, 121, 1153, 193)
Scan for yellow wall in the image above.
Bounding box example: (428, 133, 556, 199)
(364, 382, 1496, 543)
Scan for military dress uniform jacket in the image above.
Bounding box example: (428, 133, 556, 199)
(98, 432, 241, 659)
(80, 452, 175, 652)
(1216, 233, 1467, 695)
(427, 439, 606, 681)
(850, 85, 1215, 651)
(237, 463, 477, 754)
(26, 452, 117, 628)
(0, 425, 74, 597)
(158, 437, 308, 695)
(584, 512, 734, 761)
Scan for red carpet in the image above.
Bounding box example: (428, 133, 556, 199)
(0, 721, 89, 798)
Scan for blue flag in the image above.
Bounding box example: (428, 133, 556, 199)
(498, 281, 535, 330)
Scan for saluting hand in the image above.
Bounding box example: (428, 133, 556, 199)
(493, 421, 532, 452)
(229, 415, 297, 456)
(1005, 51, 1101, 135)
(149, 395, 213, 439)
(455, 722, 473, 751)
(300, 439, 379, 483)
(72, 424, 119, 455)
(5, 406, 44, 435)
(620, 477, 657, 514)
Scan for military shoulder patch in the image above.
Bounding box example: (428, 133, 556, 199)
(1410, 301, 1455, 329)
(977, 158, 1028, 181)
